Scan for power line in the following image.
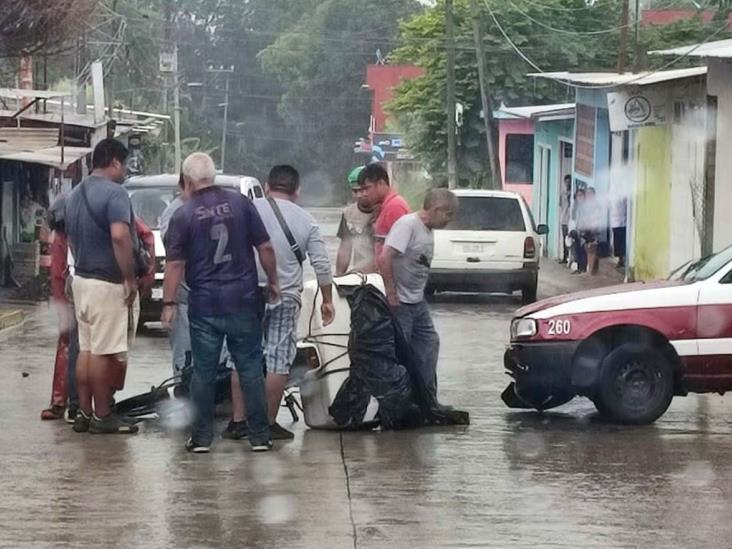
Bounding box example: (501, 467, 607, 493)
(485, 0, 730, 90)
(506, 0, 635, 35)
(513, 0, 616, 12)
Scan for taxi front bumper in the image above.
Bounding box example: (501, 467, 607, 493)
(502, 341, 579, 410)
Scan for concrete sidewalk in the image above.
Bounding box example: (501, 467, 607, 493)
(538, 257, 624, 299)
(0, 308, 25, 334)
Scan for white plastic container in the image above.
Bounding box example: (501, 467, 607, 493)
(296, 273, 382, 429)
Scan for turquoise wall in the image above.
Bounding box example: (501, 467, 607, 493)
(575, 88, 612, 243)
(533, 118, 574, 258)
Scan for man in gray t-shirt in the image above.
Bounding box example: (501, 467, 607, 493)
(381, 188, 458, 397)
(251, 165, 335, 440)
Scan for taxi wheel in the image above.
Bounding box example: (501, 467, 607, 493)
(595, 343, 674, 425)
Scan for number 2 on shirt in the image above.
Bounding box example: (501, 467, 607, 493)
(211, 223, 232, 264)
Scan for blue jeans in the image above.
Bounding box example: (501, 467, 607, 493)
(189, 309, 269, 446)
(169, 285, 192, 375)
(395, 300, 439, 398)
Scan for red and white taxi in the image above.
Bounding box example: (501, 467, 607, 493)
(503, 247, 732, 424)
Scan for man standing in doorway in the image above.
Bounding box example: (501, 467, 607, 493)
(335, 166, 375, 275)
(611, 193, 627, 269)
(254, 165, 335, 439)
(559, 175, 572, 265)
(357, 163, 410, 271)
(65, 138, 139, 435)
(380, 188, 458, 398)
(163, 153, 279, 453)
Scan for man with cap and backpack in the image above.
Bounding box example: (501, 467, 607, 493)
(335, 166, 375, 275)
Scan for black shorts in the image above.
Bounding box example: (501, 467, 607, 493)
(612, 227, 626, 257)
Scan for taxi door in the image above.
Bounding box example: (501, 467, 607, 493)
(696, 265, 732, 392)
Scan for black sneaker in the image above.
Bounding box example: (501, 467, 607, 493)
(65, 406, 79, 425)
(89, 414, 139, 434)
(250, 440, 273, 453)
(222, 420, 248, 440)
(72, 410, 92, 433)
(185, 437, 211, 454)
(269, 423, 295, 440)
(115, 413, 138, 426)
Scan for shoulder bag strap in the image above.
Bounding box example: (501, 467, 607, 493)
(80, 182, 109, 234)
(267, 196, 305, 264)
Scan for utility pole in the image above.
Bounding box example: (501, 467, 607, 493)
(107, 0, 119, 120)
(207, 65, 235, 172)
(632, 0, 643, 72)
(445, 0, 458, 189)
(173, 47, 181, 173)
(221, 75, 230, 172)
(618, 0, 630, 74)
(470, 0, 501, 190)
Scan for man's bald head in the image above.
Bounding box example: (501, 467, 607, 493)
(422, 188, 458, 229)
(423, 188, 458, 211)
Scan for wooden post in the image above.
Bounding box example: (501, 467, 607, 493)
(470, 0, 501, 189)
(446, 0, 458, 188)
(618, 0, 630, 74)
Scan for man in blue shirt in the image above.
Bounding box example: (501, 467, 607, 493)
(162, 153, 279, 453)
(65, 138, 139, 435)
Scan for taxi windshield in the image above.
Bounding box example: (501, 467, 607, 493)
(677, 246, 732, 282)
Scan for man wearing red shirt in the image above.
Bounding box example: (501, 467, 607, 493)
(357, 163, 410, 271)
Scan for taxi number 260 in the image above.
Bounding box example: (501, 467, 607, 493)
(547, 319, 572, 336)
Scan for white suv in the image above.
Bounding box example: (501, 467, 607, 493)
(428, 189, 548, 304)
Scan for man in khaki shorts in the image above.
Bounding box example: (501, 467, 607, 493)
(65, 139, 140, 435)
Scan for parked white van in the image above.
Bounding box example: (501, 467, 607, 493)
(428, 189, 548, 304)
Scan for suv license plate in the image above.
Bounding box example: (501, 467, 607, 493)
(462, 243, 484, 253)
(151, 288, 164, 301)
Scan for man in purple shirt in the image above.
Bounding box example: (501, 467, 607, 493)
(162, 153, 279, 453)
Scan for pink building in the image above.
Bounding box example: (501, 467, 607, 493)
(494, 107, 536, 205)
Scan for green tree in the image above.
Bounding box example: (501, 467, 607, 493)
(258, 0, 419, 203)
(388, 0, 621, 184)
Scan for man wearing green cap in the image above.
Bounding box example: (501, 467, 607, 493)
(335, 166, 375, 275)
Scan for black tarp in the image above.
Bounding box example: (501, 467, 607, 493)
(329, 283, 469, 430)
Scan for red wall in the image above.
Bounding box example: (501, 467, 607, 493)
(642, 9, 732, 28)
(366, 64, 424, 133)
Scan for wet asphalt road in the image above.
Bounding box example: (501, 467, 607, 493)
(2, 208, 732, 548)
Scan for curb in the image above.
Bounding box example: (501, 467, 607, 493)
(0, 310, 25, 333)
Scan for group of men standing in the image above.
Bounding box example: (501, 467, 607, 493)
(43, 137, 459, 454)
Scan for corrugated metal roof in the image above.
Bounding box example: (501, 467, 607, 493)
(0, 109, 102, 129)
(496, 103, 575, 120)
(0, 88, 72, 100)
(0, 146, 91, 170)
(529, 66, 707, 87)
(0, 128, 58, 153)
(651, 38, 732, 58)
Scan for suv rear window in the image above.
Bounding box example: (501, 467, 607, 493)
(447, 196, 526, 231)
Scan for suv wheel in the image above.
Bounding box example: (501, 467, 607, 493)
(521, 281, 537, 305)
(594, 343, 674, 425)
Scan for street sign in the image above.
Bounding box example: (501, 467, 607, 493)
(159, 51, 177, 74)
(608, 88, 669, 131)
